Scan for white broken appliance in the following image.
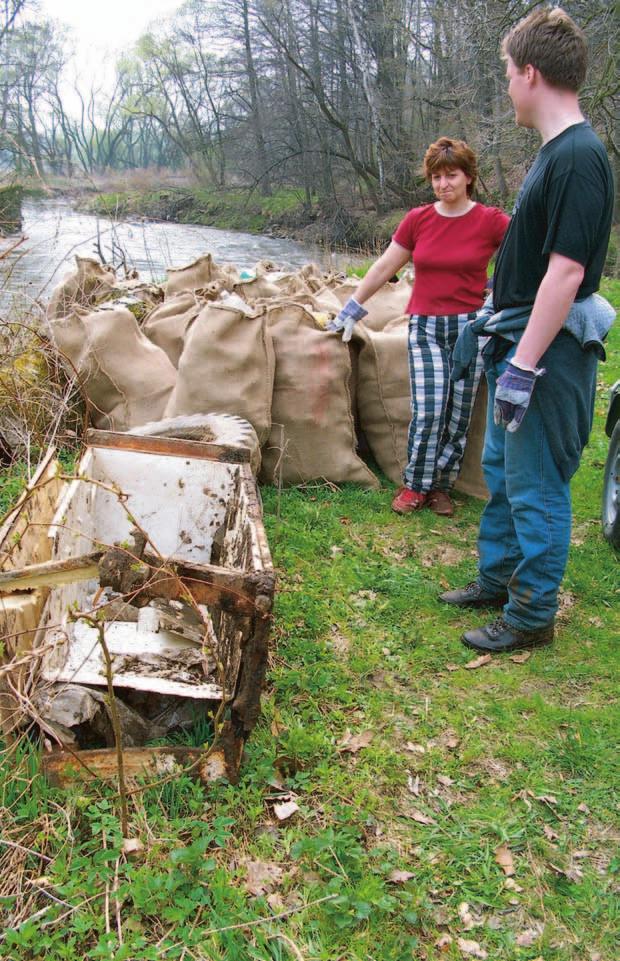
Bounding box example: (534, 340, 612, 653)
(0, 417, 274, 786)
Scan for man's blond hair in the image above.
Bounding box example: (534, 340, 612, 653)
(502, 7, 587, 92)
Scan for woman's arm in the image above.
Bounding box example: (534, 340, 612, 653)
(353, 241, 412, 305)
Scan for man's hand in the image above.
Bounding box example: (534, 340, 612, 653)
(327, 297, 368, 343)
(494, 361, 545, 432)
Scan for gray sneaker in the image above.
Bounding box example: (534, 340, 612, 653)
(439, 581, 508, 609)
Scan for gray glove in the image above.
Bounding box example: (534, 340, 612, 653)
(494, 361, 545, 432)
(327, 297, 368, 343)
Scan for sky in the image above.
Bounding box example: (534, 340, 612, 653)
(37, 0, 185, 102)
(39, 0, 184, 56)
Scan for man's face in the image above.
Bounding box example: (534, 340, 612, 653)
(505, 55, 533, 128)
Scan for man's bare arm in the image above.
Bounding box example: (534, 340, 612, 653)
(514, 252, 585, 369)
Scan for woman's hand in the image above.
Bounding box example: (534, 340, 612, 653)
(327, 297, 368, 342)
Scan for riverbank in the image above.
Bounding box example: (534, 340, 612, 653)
(83, 185, 410, 255)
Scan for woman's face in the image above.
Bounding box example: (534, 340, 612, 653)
(430, 166, 472, 205)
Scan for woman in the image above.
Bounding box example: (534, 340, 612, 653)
(330, 137, 509, 516)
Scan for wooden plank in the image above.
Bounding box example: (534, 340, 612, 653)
(87, 429, 251, 464)
(0, 551, 261, 615)
(0, 553, 102, 592)
(0, 448, 64, 572)
(41, 745, 230, 787)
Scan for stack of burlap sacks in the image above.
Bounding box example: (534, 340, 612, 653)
(46, 254, 487, 498)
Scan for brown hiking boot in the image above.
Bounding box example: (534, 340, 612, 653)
(427, 490, 454, 516)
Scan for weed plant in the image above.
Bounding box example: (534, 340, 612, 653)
(0, 282, 618, 961)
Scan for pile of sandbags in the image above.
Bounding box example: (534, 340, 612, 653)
(46, 252, 487, 496)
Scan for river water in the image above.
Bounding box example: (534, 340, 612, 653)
(0, 199, 352, 313)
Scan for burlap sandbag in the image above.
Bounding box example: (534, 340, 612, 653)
(48, 305, 177, 431)
(453, 378, 488, 500)
(332, 275, 412, 331)
(48, 256, 118, 319)
(165, 254, 237, 299)
(164, 302, 275, 444)
(260, 303, 379, 488)
(355, 317, 488, 498)
(232, 276, 282, 302)
(355, 318, 410, 483)
(142, 292, 205, 367)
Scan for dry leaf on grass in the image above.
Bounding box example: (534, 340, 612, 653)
(543, 824, 559, 842)
(458, 901, 482, 930)
(407, 773, 421, 796)
(495, 844, 515, 876)
(243, 859, 284, 897)
(457, 937, 488, 958)
(338, 729, 373, 753)
(549, 862, 583, 883)
(388, 869, 415, 884)
(464, 654, 493, 670)
(409, 809, 436, 825)
(504, 877, 523, 892)
(577, 802, 590, 814)
(516, 927, 542, 947)
(446, 663, 460, 672)
(273, 799, 299, 821)
(509, 651, 531, 664)
(437, 774, 455, 787)
(435, 933, 453, 950)
(405, 741, 426, 754)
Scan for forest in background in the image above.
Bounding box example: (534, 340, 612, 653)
(0, 0, 618, 215)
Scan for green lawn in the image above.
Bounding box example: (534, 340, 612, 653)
(1, 281, 618, 961)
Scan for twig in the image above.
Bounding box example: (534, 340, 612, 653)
(94, 620, 129, 837)
(0, 838, 52, 863)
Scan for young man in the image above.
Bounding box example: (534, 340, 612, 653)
(440, 7, 614, 652)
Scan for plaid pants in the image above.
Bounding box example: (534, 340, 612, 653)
(404, 312, 484, 493)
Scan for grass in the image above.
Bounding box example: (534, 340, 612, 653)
(90, 186, 313, 235)
(0, 281, 618, 960)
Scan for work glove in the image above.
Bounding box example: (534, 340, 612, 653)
(494, 361, 545, 432)
(327, 297, 368, 343)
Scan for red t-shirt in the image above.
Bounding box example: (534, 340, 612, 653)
(392, 202, 509, 315)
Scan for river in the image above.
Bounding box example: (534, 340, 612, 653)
(0, 199, 354, 313)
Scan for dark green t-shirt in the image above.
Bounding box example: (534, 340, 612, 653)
(494, 122, 614, 311)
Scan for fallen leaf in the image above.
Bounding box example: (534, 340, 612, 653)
(338, 729, 373, 753)
(437, 774, 454, 787)
(577, 802, 590, 814)
(243, 859, 284, 897)
(273, 800, 299, 821)
(516, 928, 541, 947)
(388, 869, 415, 884)
(464, 654, 493, 670)
(543, 824, 559, 842)
(122, 837, 144, 855)
(446, 663, 460, 672)
(495, 844, 515, 876)
(405, 741, 426, 754)
(266, 892, 284, 911)
(458, 901, 482, 930)
(457, 936, 488, 958)
(435, 933, 453, 950)
(534, 794, 558, 806)
(509, 651, 531, 664)
(444, 735, 460, 750)
(504, 877, 523, 892)
(549, 862, 583, 883)
(409, 809, 436, 825)
(407, 773, 421, 796)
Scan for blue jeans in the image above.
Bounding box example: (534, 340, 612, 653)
(477, 348, 572, 631)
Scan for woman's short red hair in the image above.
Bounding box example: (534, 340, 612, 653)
(423, 137, 478, 197)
